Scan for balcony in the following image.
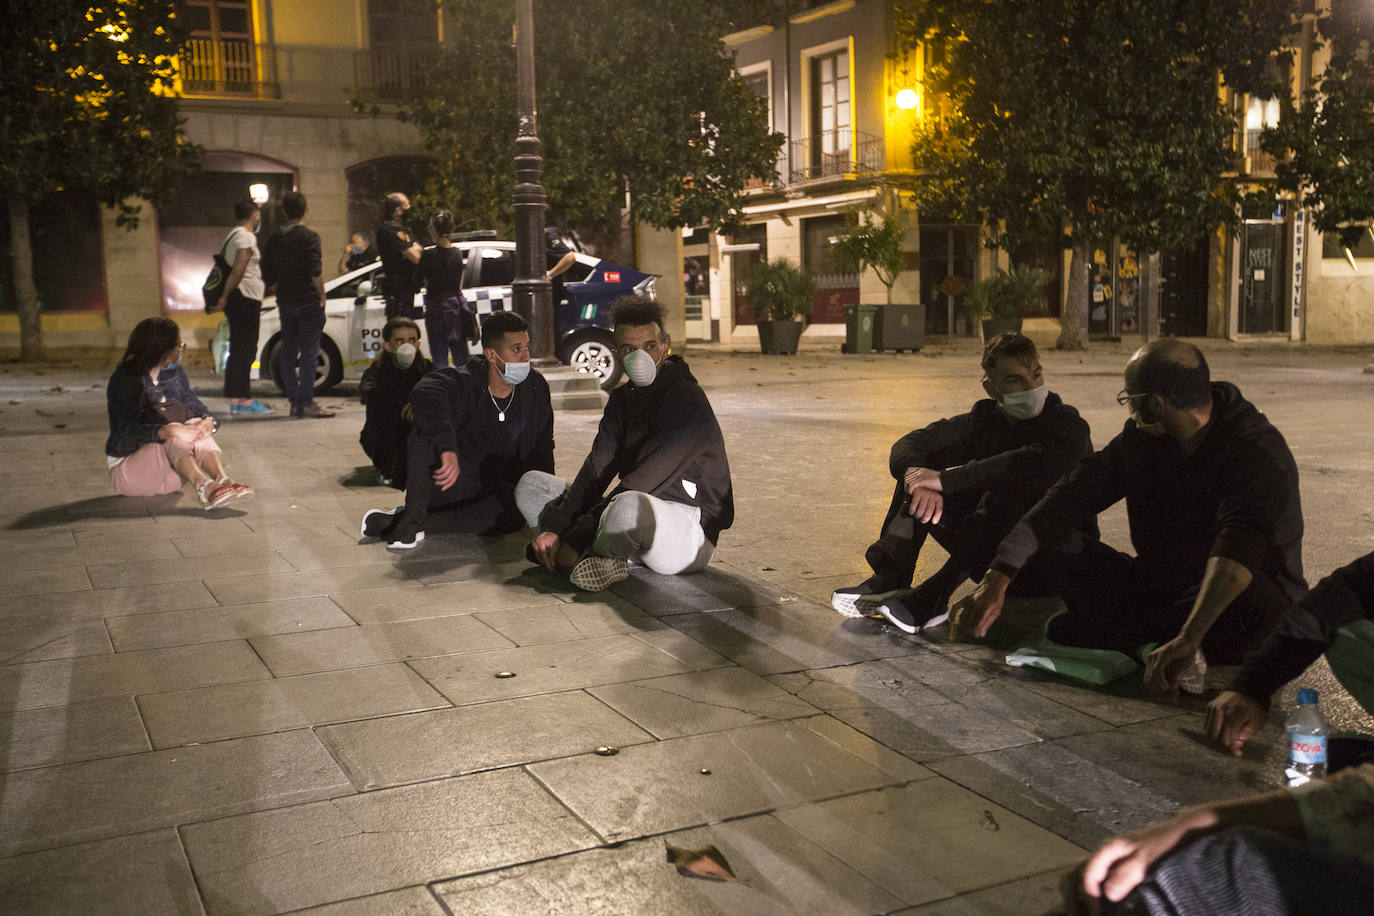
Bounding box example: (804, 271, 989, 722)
(788, 129, 884, 184)
(178, 39, 278, 99)
(1245, 132, 1278, 175)
(353, 47, 441, 104)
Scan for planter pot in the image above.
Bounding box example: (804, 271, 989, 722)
(981, 318, 1022, 340)
(874, 304, 925, 352)
(757, 320, 804, 354)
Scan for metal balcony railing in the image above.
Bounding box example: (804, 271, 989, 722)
(354, 47, 440, 103)
(1245, 132, 1278, 175)
(788, 129, 884, 183)
(178, 39, 278, 99)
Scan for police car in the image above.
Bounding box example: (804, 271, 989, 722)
(210, 240, 655, 391)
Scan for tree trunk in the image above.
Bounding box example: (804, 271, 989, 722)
(1057, 239, 1089, 350)
(7, 197, 44, 362)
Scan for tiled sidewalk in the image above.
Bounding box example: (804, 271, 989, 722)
(1, 348, 1369, 914)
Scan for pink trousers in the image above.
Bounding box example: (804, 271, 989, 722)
(110, 436, 222, 497)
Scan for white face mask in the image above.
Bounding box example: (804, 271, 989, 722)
(622, 348, 661, 387)
(998, 385, 1049, 420)
(393, 342, 417, 369)
(493, 353, 531, 385)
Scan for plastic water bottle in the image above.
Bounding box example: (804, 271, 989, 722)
(1284, 687, 1328, 787)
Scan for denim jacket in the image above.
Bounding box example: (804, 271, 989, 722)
(104, 364, 212, 458)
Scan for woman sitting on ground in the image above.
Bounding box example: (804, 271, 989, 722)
(105, 316, 253, 509)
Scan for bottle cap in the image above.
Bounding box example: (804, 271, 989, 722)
(1298, 688, 1319, 704)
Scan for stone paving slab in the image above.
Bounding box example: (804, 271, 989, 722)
(0, 581, 221, 629)
(329, 578, 567, 624)
(587, 666, 820, 739)
(608, 565, 802, 616)
(203, 564, 423, 605)
(295, 887, 446, 915)
(0, 640, 269, 710)
(0, 618, 112, 664)
(0, 537, 182, 572)
(138, 663, 450, 748)
(0, 697, 149, 772)
(773, 780, 1085, 905)
(408, 632, 724, 706)
(474, 597, 667, 645)
(895, 869, 1068, 915)
(0, 563, 91, 597)
(317, 690, 655, 789)
(528, 717, 930, 843)
(0, 829, 204, 915)
(106, 595, 354, 651)
(0, 729, 352, 857)
(180, 769, 599, 914)
(250, 615, 513, 676)
(433, 813, 907, 916)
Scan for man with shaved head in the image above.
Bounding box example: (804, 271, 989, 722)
(954, 339, 1305, 693)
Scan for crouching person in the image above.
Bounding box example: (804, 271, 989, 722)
(517, 296, 733, 591)
(359, 317, 434, 484)
(361, 310, 553, 549)
(105, 317, 253, 509)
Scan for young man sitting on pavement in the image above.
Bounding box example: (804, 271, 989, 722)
(954, 338, 1306, 693)
(359, 317, 434, 485)
(516, 296, 733, 592)
(1208, 548, 1374, 767)
(832, 332, 1094, 634)
(361, 310, 553, 549)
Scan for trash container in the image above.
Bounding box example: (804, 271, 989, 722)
(873, 304, 925, 352)
(844, 304, 878, 354)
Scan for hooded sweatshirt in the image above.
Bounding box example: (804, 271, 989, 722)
(539, 354, 733, 551)
(408, 354, 554, 501)
(990, 381, 1305, 601)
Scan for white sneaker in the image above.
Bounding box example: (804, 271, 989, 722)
(361, 507, 402, 539)
(570, 555, 630, 592)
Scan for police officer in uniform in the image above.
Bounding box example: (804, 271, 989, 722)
(377, 192, 422, 319)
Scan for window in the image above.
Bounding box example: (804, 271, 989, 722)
(367, 0, 439, 99)
(810, 50, 850, 163)
(177, 1, 260, 96)
(475, 249, 515, 287)
(803, 215, 855, 324)
(1322, 228, 1374, 261)
(1245, 96, 1281, 173)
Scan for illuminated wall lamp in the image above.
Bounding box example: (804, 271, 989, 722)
(894, 88, 919, 112)
(249, 183, 270, 205)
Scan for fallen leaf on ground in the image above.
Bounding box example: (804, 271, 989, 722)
(34, 408, 58, 417)
(665, 842, 738, 882)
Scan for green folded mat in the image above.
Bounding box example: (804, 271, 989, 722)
(1005, 644, 1138, 686)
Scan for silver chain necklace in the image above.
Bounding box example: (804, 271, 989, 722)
(489, 387, 516, 422)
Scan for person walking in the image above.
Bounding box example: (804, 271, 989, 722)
(212, 199, 273, 415)
(417, 210, 469, 368)
(262, 191, 333, 419)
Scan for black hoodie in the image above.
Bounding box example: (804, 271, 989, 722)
(991, 381, 1305, 601)
(539, 354, 733, 552)
(408, 355, 554, 500)
(359, 352, 435, 478)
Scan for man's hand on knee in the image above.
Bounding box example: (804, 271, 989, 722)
(908, 488, 944, 524)
(433, 451, 459, 490)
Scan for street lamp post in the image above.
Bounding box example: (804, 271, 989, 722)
(512, 0, 555, 360)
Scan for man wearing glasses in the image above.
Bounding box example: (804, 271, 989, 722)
(954, 338, 1305, 694)
(516, 296, 733, 591)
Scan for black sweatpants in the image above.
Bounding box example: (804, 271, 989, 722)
(401, 431, 524, 536)
(223, 290, 261, 400)
(864, 482, 1050, 595)
(1037, 532, 1290, 663)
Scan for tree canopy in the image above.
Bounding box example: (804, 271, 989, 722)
(1264, 3, 1374, 247)
(388, 0, 785, 252)
(1, 0, 200, 358)
(895, 0, 1299, 344)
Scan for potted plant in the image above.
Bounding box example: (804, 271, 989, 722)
(746, 257, 815, 354)
(962, 263, 1049, 340)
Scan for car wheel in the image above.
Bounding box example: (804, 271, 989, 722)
(264, 335, 344, 394)
(565, 331, 621, 390)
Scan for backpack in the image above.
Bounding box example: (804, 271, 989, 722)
(201, 233, 235, 313)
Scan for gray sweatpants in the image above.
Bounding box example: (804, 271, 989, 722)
(515, 471, 714, 575)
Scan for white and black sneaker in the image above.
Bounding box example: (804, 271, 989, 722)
(569, 555, 630, 592)
(830, 577, 903, 618)
(385, 518, 425, 550)
(878, 591, 951, 635)
(361, 506, 402, 539)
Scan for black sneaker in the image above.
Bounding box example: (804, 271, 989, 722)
(878, 590, 951, 635)
(830, 576, 903, 618)
(386, 518, 425, 550)
(361, 507, 402, 539)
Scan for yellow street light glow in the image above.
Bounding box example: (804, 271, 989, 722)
(895, 88, 918, 111)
